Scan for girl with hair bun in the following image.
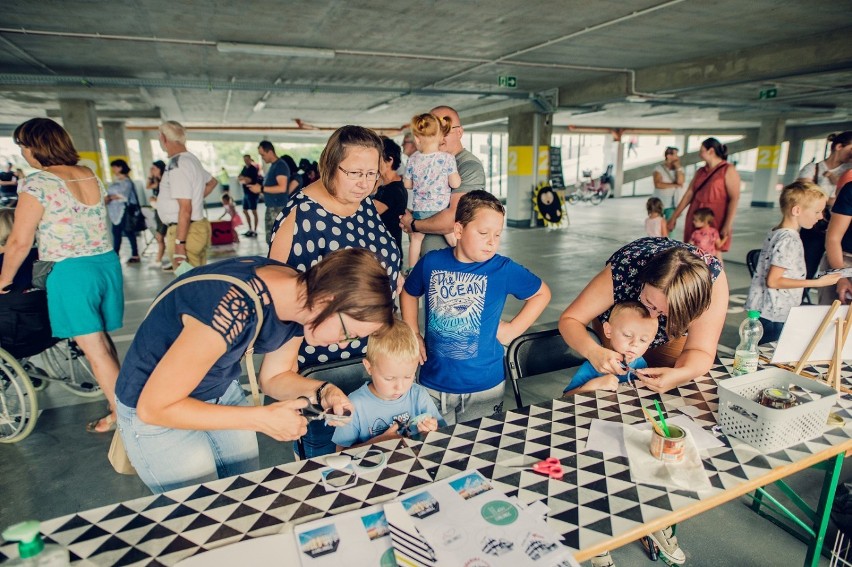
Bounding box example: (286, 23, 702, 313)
(667, 137, 741, 256)
(403, 113, 461, 271)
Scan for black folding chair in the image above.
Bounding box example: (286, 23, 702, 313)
(296, 356, 370, 459)
(746, 249, 761, 278)
(505, 326, 586, 408)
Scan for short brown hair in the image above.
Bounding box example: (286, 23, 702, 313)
(638, 247, 713, 338)
(779, 181, 826, 215)
(298, 248, 394, 332)
(318, 125, 383, 196)
(692, 207, 715, 226)
(455, 190, 504, 226)
(366, 318, 419, 365)
(646, 197, 663, 216)
(610, 300, 654, 322)
(14, 118, 79, 167)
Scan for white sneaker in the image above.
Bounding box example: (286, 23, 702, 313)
(590, 551, 615, 567)
(647, 527, 686, 565)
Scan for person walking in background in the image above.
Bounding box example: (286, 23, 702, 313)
(156, 120, 217, 269)
(146, 160, 168, 269)
(652, 147, 685, 219)
(217, 167, 230, 195)
(218, 193, 242, 243)
(403, 113, 461, 271)
(667, 137, 741, 260)
(104, 159, 141, 264)
(238, 154, 260, 238)
(645, 197, 668, 238)
(248, 140, 291, 246)
(0, 118, 124, 433)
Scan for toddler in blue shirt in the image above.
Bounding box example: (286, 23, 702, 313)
(563, 301, 657, 396)
(333, 318, 444, 449)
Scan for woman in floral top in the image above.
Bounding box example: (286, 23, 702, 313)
(558, 237, 727, 393)
(0, 118, 124, 433)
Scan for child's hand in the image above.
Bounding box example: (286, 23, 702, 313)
(416, 333, 427, 364)
(816, 272, 843, 287)
(666, 217, 677, 232)
(416, 417, 439, 433)
(589, 346, 626, 376)
(496, 321, 517, 345)
(371, 422, 401, 443)
(587, 374, 619, 391)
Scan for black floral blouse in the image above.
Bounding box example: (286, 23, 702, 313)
(601, 237, 722, 347)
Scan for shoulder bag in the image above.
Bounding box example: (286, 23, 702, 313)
(122, 186, 147, 233)
(109, 274, 265, 475)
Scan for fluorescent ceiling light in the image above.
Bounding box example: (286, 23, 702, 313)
(366, 102, 391, 114)
(217, 42, 335, 59)
(252, 100, 266, 113)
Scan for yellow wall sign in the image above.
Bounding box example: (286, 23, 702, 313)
(78, 150, 104, 180)
(756, 145, 781, 170)
(508, 146, 550, 176)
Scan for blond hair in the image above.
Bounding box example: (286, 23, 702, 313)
(692, 207, 716, 226)
(159, 120, 187, 144)
(611, 300, 654, 322)
(638, 247, 713, 338)
(410, 113, 451, 140)
(779, 181, 826, 216)
(365, 318, 419, 365)
(0, 208, 13, 246)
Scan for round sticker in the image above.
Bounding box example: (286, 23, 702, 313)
(480, 501, 519, 526)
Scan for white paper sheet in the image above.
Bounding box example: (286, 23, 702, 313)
(771, 305, 852, 363)
(585, 419, 628, 456)
(622, 426, 712, 492)
(174, 533, 298, 566)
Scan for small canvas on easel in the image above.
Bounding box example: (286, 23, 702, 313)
(771, 304, 852, 364)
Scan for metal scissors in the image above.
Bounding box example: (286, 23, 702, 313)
(619, 361, 637, 391)
(297, 396, 353, 424)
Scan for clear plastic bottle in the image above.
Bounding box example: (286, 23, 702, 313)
(1, 521, 69, 566)
(732, 310, 763, 376)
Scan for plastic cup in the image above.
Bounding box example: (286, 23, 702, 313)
(649, 425, 686, 463)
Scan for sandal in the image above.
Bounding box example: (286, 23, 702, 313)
(86, 413, 117, 433)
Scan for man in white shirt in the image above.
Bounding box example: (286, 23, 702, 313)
(157, 121, 217, 269)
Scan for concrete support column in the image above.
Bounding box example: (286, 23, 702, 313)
(604, 133, 625, 197)
(782, 133, 804, 185)
(102, 120, 129, 175)
(58, 99, 103, 180)
(506, 112, 552, 227)
(751, 117, 786, 207)
(137, 131, 154, 205)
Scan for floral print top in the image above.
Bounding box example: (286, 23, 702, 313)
(20, 170, 112, 261)
(602, 237, 722, 347)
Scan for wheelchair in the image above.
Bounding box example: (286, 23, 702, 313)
(0, 289, 101, 443)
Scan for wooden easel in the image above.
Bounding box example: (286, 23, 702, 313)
(790, 300, 851, 393)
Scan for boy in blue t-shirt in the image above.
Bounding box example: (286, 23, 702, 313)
(401, 190, 551, 425)
(333, 318, 444, 449)
(562, 301, 657, 396)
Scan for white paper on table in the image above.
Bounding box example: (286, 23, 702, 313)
(585, 419, 628, 456)
(174, 533, 298, 567)
(293, 503, 394, 566)
(622, 427, 712, 492)
(665, 414, 725, 451)
(771, 305, 852, 364)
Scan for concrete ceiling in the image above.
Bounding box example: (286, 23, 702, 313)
(1, 0, 851, 139)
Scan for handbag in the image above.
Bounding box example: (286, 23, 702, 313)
(31, 260, 55, 290)
(122, 187, 147, 233)
(108, 274, 265, 476)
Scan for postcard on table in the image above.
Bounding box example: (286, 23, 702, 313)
(294, 504, 394, 566)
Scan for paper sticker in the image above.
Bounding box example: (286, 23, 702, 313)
(480, 501, 519, 526)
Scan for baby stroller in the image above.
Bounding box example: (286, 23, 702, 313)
(0, 289, 100, 443)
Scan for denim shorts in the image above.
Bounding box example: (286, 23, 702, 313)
(46, 252, 124, 338)
(116, 380, 259, 494)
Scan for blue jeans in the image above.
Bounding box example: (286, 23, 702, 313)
(116, 380, 259, 494)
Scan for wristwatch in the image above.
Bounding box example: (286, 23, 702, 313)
(410, 219, 418, 233)
(175, 239, 186, 245)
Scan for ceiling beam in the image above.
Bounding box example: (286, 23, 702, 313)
(559, 27, 852, 107)
(46, 108, 162, 120)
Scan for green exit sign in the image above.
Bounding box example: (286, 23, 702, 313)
(499, 76, 518, 88)
(759, 88, 778, 100)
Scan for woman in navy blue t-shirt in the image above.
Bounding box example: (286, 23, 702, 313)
(114, 248, 394, 494)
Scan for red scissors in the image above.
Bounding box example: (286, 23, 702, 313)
(531, 457, 563, 480)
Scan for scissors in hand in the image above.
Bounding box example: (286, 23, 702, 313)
(296, 396, 353, 424)
(619, 361, 637, 391)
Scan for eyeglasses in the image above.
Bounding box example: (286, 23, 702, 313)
(338, 166, 380, 182)
(338, 312, 357, 343)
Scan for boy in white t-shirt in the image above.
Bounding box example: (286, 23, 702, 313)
(745, 181, 841, 344)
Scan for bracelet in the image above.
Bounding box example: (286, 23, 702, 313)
(173, 254, 187, 259)
(411, 219, 417, 233)
(315, 381, 330, 405)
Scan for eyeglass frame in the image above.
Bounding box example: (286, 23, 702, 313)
(338, 165, 380, 182)
(338, 312, 357, 343)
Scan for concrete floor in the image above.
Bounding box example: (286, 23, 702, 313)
(1, 189, 848, 566)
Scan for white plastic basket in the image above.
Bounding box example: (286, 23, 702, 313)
(717, 367, 838, 453)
